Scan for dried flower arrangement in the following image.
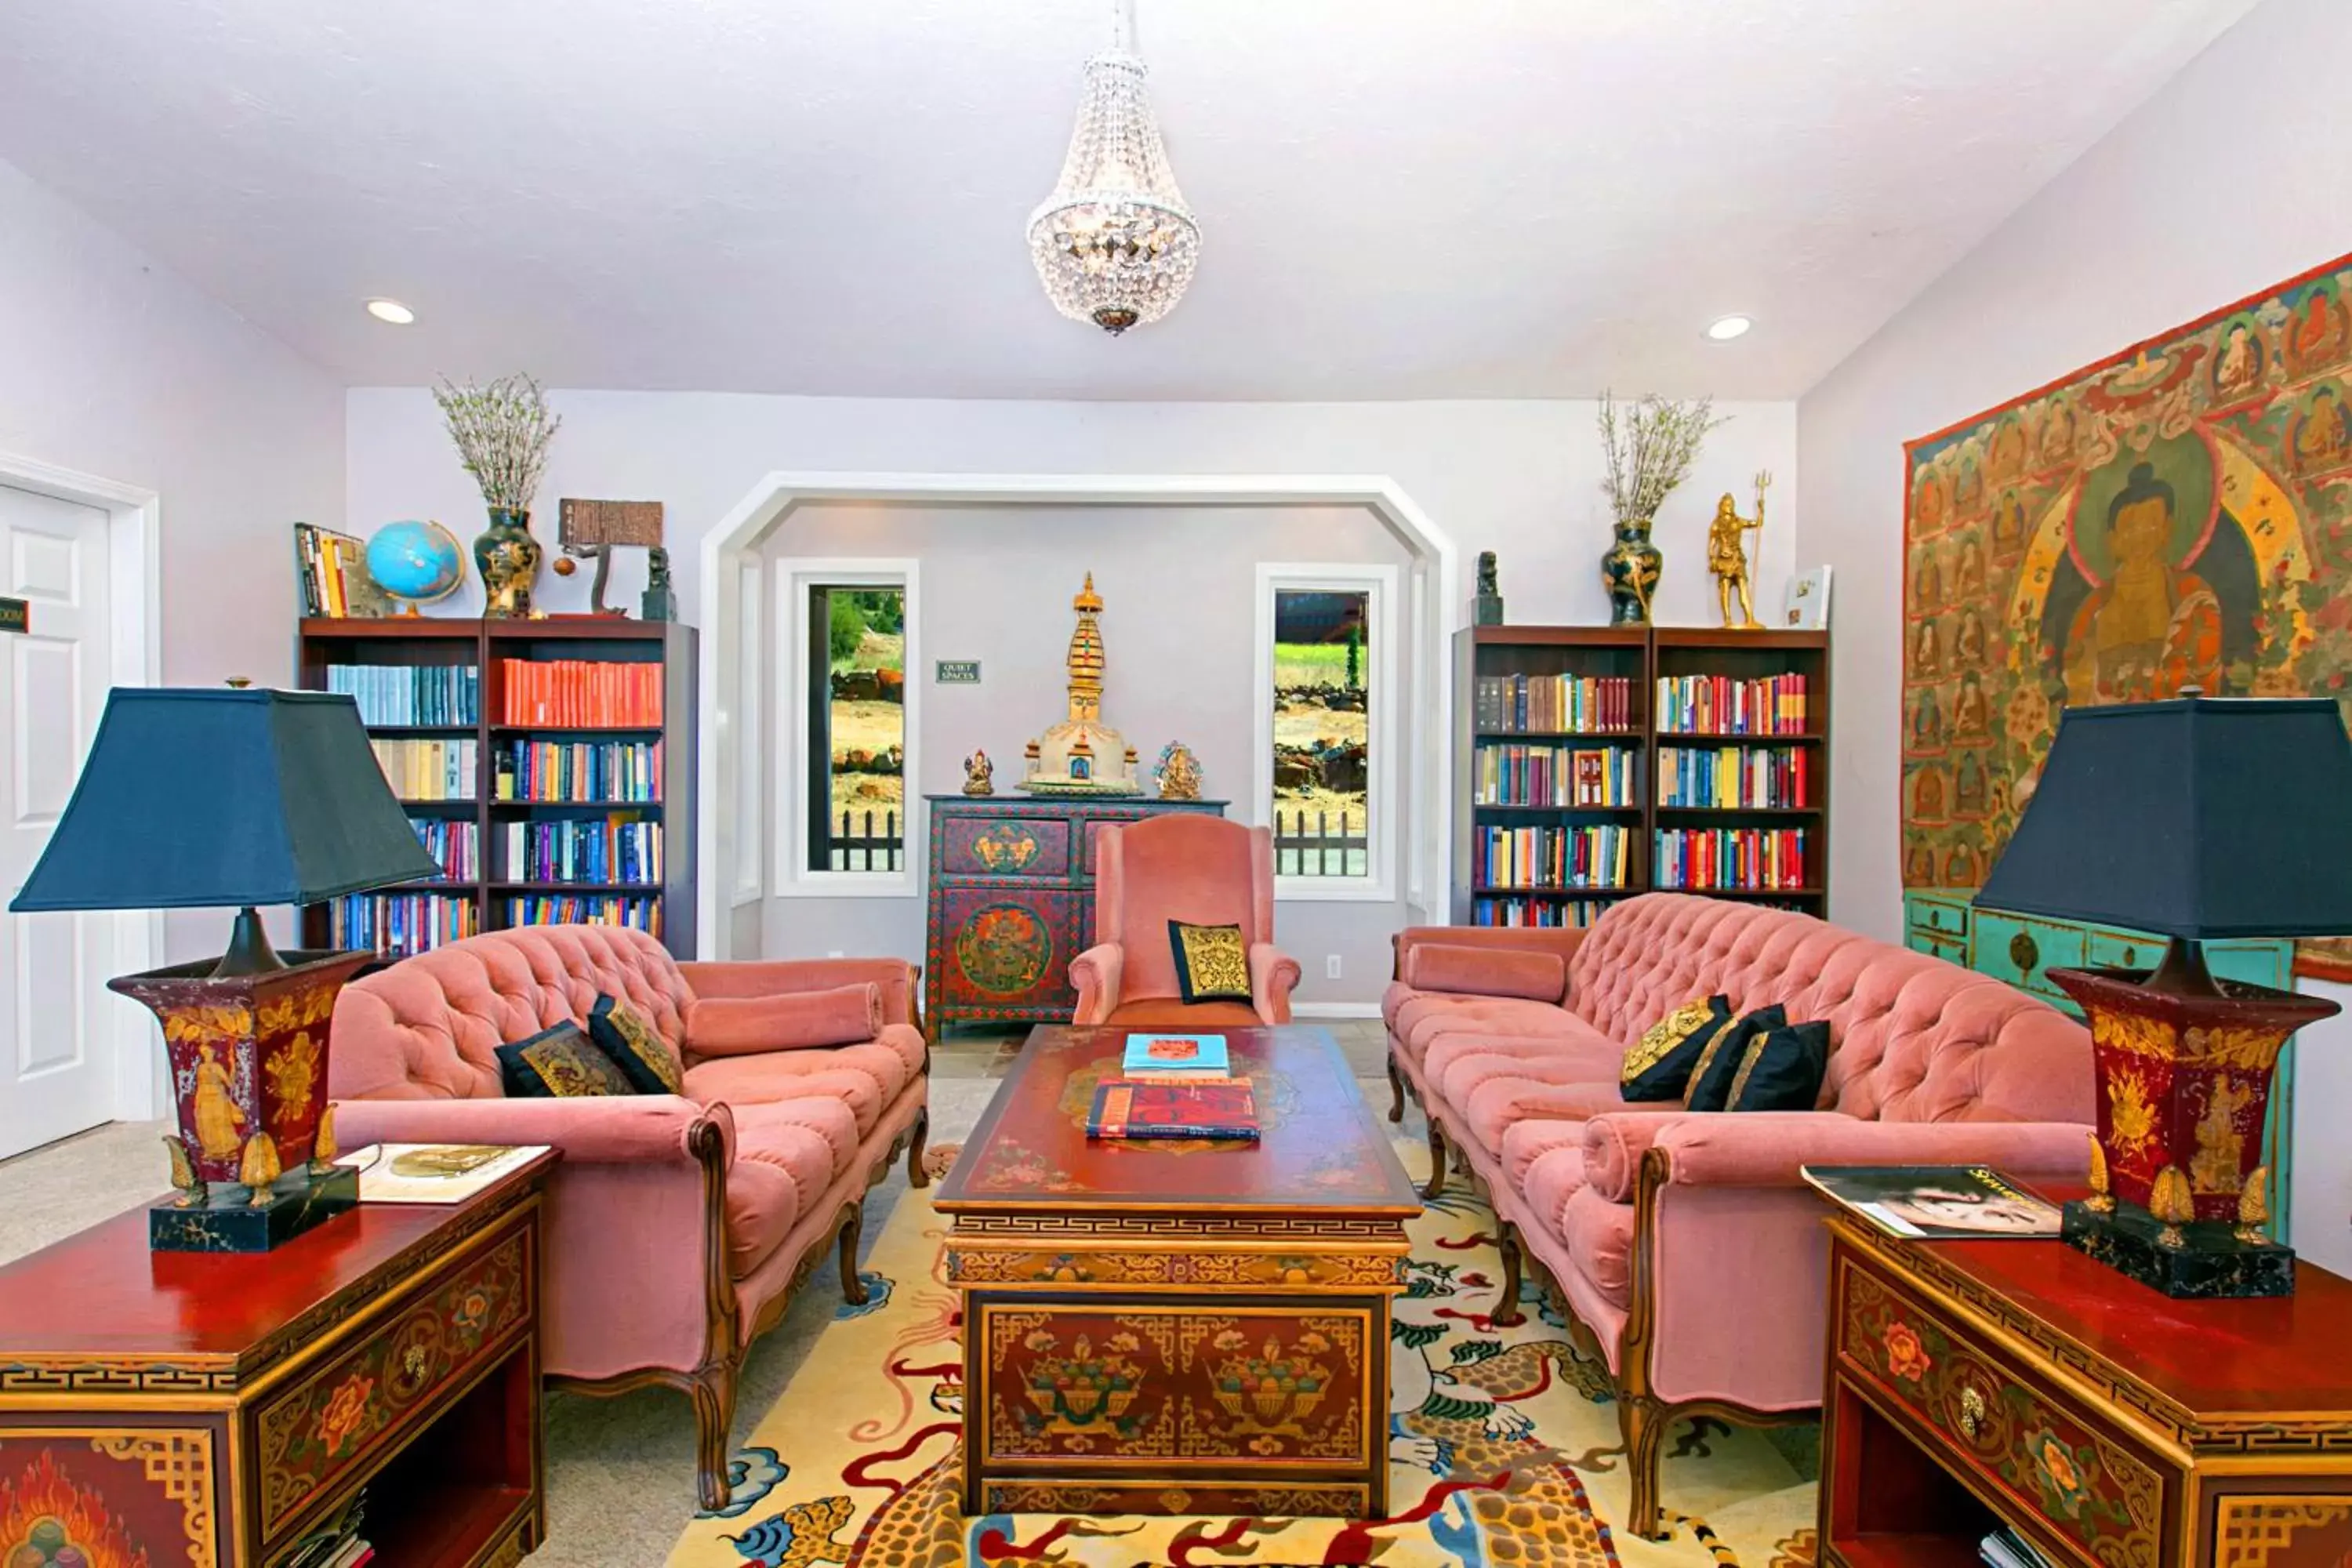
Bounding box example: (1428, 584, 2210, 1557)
(1597, 392, 1726, 524)
(433, 373, 561, 514)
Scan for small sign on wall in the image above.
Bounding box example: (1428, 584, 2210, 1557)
(0, 597, 28, 634)
(935, 659, 982, 684)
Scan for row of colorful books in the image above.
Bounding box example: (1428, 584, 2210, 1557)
(1472, 673, 1635, 735)
(502, 818, 662, 885)
(323, 892, 479, 957)
(502, 894, 663, 934)
(293, 524, 391, 618)
(1472, 823, 1632, 891)
(492, 739, 662, 803)
(1655, 673, 1811, 735)
(496, 659, 663, 727)
(408, 817, 479, 880)
(326, 662, 479, 727)
(1657, 745, 1812, 808)
(371, 738, 477, 800)
(1472, 745, 1636, 808)
(1468, 895, 1610, 927)
(1653, 826, 1809, 891)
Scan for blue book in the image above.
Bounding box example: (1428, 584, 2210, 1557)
(1121, 1033, 1229, 1075)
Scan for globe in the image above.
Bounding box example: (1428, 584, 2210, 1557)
(365, 519, 465, 608)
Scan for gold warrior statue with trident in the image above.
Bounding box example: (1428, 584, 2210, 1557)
(1708, 470, 1771, 630)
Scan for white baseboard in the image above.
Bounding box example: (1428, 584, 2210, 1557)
(1291, 1001, 1382, 1020)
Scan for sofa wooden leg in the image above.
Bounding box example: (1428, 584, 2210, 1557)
(1492, 1222, 1526, 1328)
(1422, 1117, 1448, 1201)
(906, 1106, 932, 1189)
(1618, 1393, 1672, 1541)
(839, 1204, 870, 1306)
(1385, 1054, 1406, 1123)
(689, 1361, 739, 1513)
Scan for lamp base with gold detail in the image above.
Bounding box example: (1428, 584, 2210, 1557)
(2049, 940, 2336, 1298)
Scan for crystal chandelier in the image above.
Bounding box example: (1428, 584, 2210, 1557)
(1026, 0, 1200, 335)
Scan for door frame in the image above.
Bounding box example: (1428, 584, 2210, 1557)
(0, 449, 163, 1123)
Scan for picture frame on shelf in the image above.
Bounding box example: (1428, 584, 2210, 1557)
(1782, 566, 1832, 630)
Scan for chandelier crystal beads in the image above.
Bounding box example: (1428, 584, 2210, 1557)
(1026, 9, 1199, 336)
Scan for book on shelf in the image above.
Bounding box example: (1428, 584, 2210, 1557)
(369, 737, 477, 800)
(293, 524, 394, 619)
(503, 818, 663, 884)
(1802, 1164, 2062, 1240)
(1980, 1526, 2053, 1568)
(1657, 745, 1809, 808)
(498, 658, 663, 727)
(1474, 673, 1632, 734)
(279, 1479, 369, 1568)
(1475, 822, 1629, 891)
(1653, 826, 1808, 891)
(408, 817, 479, 880)
(1472, 895, 1610, 928)
(1120, 1033, 1229, 1075)
(503, 892, 662, 934)
(325, 662, 479, 727)
(1474, 744, 1635, 807)
(1086, 1076, 1260, 1141)
(494, 738, 662, 802)
(338, 1143, 550, 1204)
(324, 891, 477, 957)
(1655, 672, 1809, 735)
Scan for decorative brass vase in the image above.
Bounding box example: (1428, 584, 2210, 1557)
(474, 506, 543, 618)
(1601, 517, 1662, 626)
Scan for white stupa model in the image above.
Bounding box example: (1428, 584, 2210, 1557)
(1019, 574, 1142, 796)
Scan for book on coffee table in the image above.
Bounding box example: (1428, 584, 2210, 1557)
(1087, 1076, 1259, 1141)
(1802, 1163, 2061, 1240)
(1120, 1032, 1229, 1075)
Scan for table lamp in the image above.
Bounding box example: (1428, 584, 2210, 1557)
(9, 687, 440, 1251)
(1977, 692, 2352, 1298)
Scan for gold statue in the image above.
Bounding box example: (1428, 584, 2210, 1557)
(2238, 1167, 2272, 1245)
(2083, 1132, 2114, 1214)
(310, 1103, 340, 1174)
(162, 1134, 206, 1209)
(962, 750, 995, 797)
(1707, 471, 1772, 630)
(2150, 1163, 2194, 1250)
(1155, 742, 1202, 800)
(238, 1132, 284, 1206)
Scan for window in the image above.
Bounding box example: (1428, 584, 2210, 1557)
(1255, 564, 1397, 900)
(777, 561, 919, 894)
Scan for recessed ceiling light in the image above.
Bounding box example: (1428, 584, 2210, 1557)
(365, 299, 416, 325)
(1706, 314, 1753, 342)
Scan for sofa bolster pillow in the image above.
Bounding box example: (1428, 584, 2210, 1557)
(1401, 942, 1566, 1004)
(1584, 1111, 2096, 1202)
(687, 982, 882, 1058)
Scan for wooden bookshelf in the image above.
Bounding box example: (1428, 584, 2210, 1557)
(1450, 625, 1829, 927)
(297, 616, 699, 960)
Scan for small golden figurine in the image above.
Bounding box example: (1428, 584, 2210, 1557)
(2083, 1132, 2114, 1215)
(2151, 1164, 2194, 1250)
(1707, 470, 1772, 630)
(239, 1132, 284, 1207)
(1155, 742, 1202, 800)
(162, 1134, 206, 1210)
(2238, 1167, 2272, 1245)
(961, 750, 995, 797)
(309, 1103, 340, 1174)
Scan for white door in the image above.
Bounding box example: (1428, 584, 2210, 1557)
(0, 484, 114, 1159)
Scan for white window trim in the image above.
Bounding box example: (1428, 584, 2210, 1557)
(731, 560, 764, 906)
(1254, 562, 1399, 903)
(774, 557, 920, 898)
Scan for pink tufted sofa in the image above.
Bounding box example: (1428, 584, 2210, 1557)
(326, 925, 928, 1509)
(1387, 894, 2092, 1537)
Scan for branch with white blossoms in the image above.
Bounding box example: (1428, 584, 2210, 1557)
(434, 373, 561, 513)
(1597, 392, 1729, 526)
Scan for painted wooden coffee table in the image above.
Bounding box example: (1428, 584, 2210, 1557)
(937, 1024, 1419, 1519)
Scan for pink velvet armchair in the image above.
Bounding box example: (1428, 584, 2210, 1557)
(1069, 814, 1301, 1027)
(325, 925, 929, 1509)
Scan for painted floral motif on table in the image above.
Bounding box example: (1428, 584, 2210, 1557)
(1901, 249, 2352, 978)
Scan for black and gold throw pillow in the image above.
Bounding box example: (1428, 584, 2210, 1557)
(1621, 994, 1733, 1102)
(1726, 1019, 1832, 1112)
(1684, 1004, 1787, 1112)
(1169, 920, 1253, 1004)
(588, 994, 684, 1095)
(497, 1022, 634, 1098)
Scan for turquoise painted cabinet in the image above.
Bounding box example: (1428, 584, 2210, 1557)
(1902, 888, 2297, 1236)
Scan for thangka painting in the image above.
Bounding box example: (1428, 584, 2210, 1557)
(1902, 249, 2352, 979)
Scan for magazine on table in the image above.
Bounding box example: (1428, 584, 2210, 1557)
(1120, 1032, 1230, 1075)
(1800, 1164, 2061, 1240)
(336, 1142, 549, 1203)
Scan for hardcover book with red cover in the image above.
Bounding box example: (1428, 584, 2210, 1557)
(1086, 1076, 1260, 1141)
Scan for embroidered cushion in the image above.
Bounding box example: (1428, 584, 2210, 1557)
(1620, 994, 1733, 1102)
(588, 993, 684, 1094)
(1684, 1004, 1787, 1112)
(1169, 921, 1253, 1004)
(1726, 1018, 1832, 1112)
(685, 982, 881, 1058)
(496, 1021, 634, 1098)
(1403, 942, 1567, 1004)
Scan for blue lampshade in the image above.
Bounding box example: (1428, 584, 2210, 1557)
(9, 688, 440, 912)
(1976, 694, 2352, 940)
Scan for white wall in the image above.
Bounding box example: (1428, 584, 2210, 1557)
(1795, 0, 2352, 1268)
(0, 154, 343, 964)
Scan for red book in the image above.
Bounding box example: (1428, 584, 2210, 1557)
(1086, 1076, 1260, 1141)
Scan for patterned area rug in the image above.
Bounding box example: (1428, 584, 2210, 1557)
(666, 1141, 1817, 1567)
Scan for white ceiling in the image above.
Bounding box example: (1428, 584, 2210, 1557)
(0, 0, 2259, 401)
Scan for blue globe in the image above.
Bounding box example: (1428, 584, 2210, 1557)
(365, 519, 464, 608)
